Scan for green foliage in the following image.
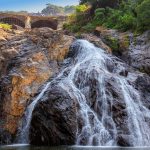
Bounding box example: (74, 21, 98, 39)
(76, 4, 89, 13)
(64, 0, 150, 33)
(136, 0, 150, 31)
(94, 8, 105, 24)
(105, 37, 119, 52)
(63, 4, 90, 33)
(63, 23, 81, 33)
(93, 5, 137, 31)
(68, 14, 76, 23)
(103, 9, 122, 28)
(118, 13, 136, 30)
(80, 0, 120, 9)
(82, 23, 96, 32)
(0, 23, 12, 30)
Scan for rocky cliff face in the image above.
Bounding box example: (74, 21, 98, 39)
(129, 31, 150, 74)
(0, 26, 150, 146)
(0, 28, 74, 144)
(95, 27, 150, 75)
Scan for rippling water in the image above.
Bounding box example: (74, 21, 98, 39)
(1, 145, 150, 150)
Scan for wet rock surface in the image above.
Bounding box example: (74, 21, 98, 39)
(29, 40, 150, 146)
(30, 86, 78, 146)
(95, 27, 150, 75)
(76, 33, 112, 53)
(0, 28, 74, 144)
(129, 31, 150, 75)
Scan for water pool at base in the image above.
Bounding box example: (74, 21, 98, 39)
(1, 145, 150, 150)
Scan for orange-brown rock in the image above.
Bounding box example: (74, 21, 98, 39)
(0, 29, 26, 77)
(0, 27, 74, 141)
(29, 28, 74, 61)
(3, 51, 52, 133)
(0, 29, 8, 40)
(49, 35, 75, 61)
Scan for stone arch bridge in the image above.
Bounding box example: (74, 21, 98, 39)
(0, 13, 66, 30)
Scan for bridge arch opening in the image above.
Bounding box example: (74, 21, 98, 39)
(31, 20, 57, 30)
(0, 17, 25, 27)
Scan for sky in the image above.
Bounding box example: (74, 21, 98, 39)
(0, 0, 79, 13)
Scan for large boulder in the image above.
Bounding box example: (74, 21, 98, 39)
(30, 86, 78, 146)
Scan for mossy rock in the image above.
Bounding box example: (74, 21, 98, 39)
(119, 34, 130, 51)
(75, 32, 82, 38)
(102, 32, 130, 55)
(139, 66, 150, 75)
(105, 36, 120, 52)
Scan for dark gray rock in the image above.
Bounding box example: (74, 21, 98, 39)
(129, 31, 150, 75)
(29, 86, 78, 146)
(0, 129, 12, 145)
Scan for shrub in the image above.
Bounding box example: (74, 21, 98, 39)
(103, 9, 123, 28)
(136, 0, 150, 31)
(68, 14, 76, 23)
(63, 23, 81, 33)
(0, 23, 12, 30)
(105, 36, 120, 51)
(76, 4, 89, 13)
(64, 0, 149, 33)
(70, 25, 81, 33)
(116, 13, 136, 31)
(94, 8, 105, 24)
(82, 23, 96, 32)
(94, 5, 136, 31)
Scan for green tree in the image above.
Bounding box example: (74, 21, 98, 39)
(80, 0, 120, 8)
(76, 4, 89, 13)
(136, 0, 150, 30)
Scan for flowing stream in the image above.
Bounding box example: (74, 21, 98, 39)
(18, 40, 150, 146)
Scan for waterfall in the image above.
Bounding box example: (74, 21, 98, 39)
(18, 39, 150, 146)
(17, 82, 51, 143)
(117, 78, 150, 146)
(58, 40, 117, 146)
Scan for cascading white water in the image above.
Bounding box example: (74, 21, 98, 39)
(117, 78, 150, 146)
(58, 40, 117, 146)
(17, 82, 51, 143)
(18, 39, 150, 146)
